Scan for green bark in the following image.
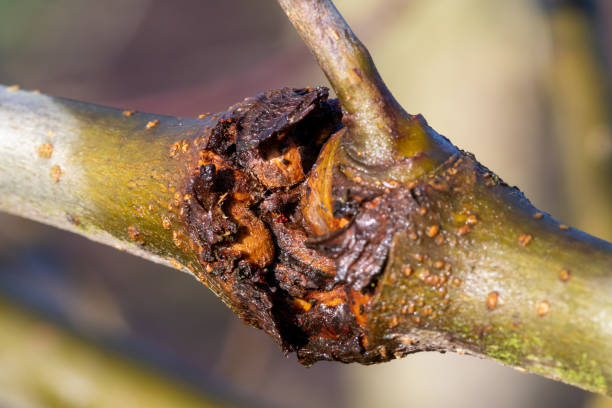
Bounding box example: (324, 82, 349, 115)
(0, 0, 610, 398)
(369, 154, 612, 394)
(0, 86, 207, 275)
(279, 0, 612, 395)
(277, 0, 455, 175)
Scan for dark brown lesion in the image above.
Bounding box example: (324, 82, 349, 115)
(307, 186, 416, 291)
(181, 88, 355, 357)
(181, 87, 459, 364)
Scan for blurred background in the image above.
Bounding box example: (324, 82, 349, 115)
(0, 0, 611, 407)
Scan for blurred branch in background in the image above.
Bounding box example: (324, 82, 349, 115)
(547, 1, 612, 406)
(0, 297, 228, 408)
(546, 0, 612, 241)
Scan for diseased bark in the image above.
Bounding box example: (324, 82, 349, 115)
(276, 1, 611, 394)
(0, 0, 611, 397)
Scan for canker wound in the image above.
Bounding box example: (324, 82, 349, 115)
(183, 87, 406, 364)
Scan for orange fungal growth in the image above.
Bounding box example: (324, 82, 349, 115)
(518, 234, 532, 247)
(466, 215, 478, 225)
(559, 269, 571, 282)
(127, 225, 145, 245)
(293, 298, 312, 312)
(146, 119, 159, 130)
(50, 165, 62, 182)
(426, 225, 440, 238)
(486, 291, 499, 310)
(38, 143, 54, 159)
(458, 225, 470, 235)
(537, 301, 550, 317)
(161, 216, 171, 230)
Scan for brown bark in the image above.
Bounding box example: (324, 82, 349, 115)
(0, 0, 611, 396)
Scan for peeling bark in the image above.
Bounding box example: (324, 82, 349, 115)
(0, 0, 611, 397)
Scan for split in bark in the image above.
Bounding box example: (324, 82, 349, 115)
(0, 0, 610, 396)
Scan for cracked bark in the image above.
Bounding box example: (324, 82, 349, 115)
(0, 0, 610, 396)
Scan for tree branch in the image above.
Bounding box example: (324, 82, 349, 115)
(0, 296, 228, 407)
(0, 87, 208, 274)
(277, 0, 455, 177)
(277, 0, 398, 165)
(278, 0, 612, 394)
(0, 0, 610, 397)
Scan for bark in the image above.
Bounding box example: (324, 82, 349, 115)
(0, 87, 208, 273)
(0, 0, 611, 397)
